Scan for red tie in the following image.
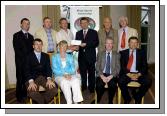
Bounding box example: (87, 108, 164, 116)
(127, 50, 134, 71)
(121, 29, 126, 48)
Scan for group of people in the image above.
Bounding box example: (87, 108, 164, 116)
(12, 16, 152, 104)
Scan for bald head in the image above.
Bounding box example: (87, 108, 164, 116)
(103, 17, 112, 30)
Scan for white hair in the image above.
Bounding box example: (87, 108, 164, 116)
(119, 16, 128, 25)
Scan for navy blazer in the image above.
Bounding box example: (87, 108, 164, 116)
(119, 49, 148, 77)
(25, 52, 52, 82)
(75, 29, 99, 63)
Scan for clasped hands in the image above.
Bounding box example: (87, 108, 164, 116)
(64, 74, 72, 80)
(126, 73, 141, 81)
(28, 78, 55, 91)
(100, 75, 113, 83)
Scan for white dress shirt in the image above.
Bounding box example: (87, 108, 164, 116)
(56, 29, 74, 46)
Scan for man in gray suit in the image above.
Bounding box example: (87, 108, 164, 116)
(96, 37, 120, 104)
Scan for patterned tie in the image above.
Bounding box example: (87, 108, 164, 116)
(121, 29, 126, 48)
(25, 33, 28, 39)
(83, 30, 86, 39)
(105, 52, 110, 74)
(127, 50, 134, 71)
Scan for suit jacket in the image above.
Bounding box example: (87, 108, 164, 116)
(118, 26, 138, 51)
(13, 30, 34, 69)
(119, 49, 148, 77)
(96, 50, 120, 77)
(52, 53, 75, 77)
(25, 52, 52, 82)
(98, 28, 118, 52)
(75, 29, 99, 63)
(34, 27, 57, 53)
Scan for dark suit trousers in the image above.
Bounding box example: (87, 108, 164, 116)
(118, 75, 152, 103)
(79, 55, 95, 92)
(16, 66, 27, 102)
(96, 75, 117, 104)
(26, 76, 57, 104)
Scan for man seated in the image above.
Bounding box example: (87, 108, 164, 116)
(96, 37, 120, 104)
(52, 40, 83, 104)
(25, 38, 57, 104)
(118, 36, 152, 104)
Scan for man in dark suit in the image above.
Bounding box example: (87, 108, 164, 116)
(13, 18, 34, 103)
(96, 37, 120, 104)
(118, 36, 152, 104)
(25, 38, 57, 104)
(75, 17, 99, 93)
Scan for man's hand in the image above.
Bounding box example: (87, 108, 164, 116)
(100, 75, 107, 83)
(28, 81, 37, 91)
(107, 75, 113, 82)
(69, 45, 79, 51)
(46, 79, 55, 89)
(127, 73, 140, 81)
(80, 43, 86, 47)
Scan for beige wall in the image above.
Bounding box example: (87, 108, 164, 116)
(5, 5, 42, 88)
(110, 5, 127, 30)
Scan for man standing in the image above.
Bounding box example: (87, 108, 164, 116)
(118, 16, 138, 51)
(13, 18, 34, 103)
(25, 38, 57, 104)
(96, 37, 120, 104)
(118, 36, 152, 104)
(75, 17, 99, 93)
(98, 17, 118, 53)
(35, 17, 57, 54)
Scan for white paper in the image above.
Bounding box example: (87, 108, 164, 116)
(71, 40, 82, 45)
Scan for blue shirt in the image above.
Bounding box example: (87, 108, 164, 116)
(52, 53, 76, 77)
(45, 29, 54, 52)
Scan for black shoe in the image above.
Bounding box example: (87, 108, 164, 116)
(135, 99, 142, 104)
(124, 98, 131, 104)
(91, 100, 95, 104)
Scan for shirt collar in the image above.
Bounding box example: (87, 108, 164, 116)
(45, 28, 51, 32)
(22, 29, 28, 34)
(122, 26, 128, 32)
(105, 50, 112, 54)
(129, 48, 136, 52)
(34, 50, 41, 55)
(83, 28, 88, 33)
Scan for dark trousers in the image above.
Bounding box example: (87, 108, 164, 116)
(96, 74, 117, 104)
(16, 67, 27, 102)
(118, 75, 152, 103)
(79, 58, 95, 93)
(26, 76, 57, 104)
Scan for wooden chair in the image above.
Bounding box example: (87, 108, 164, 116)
(118, 81, 144, 104)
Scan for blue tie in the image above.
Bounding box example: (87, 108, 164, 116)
(105, 52, 110, 74)
(37, 54, 41, 63)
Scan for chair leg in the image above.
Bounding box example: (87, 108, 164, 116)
(118, 87, 121, 104)
(141, 97, 144, 104)
(54, 96, 57, 104)
(95, 91, 97, 104)
(58, 88, 61, 104)
(29, 98, 32, 104)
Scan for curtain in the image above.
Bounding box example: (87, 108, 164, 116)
(99, 5, 111, 28)
(127, 5, 141, 40)
(42, 5, 60, 31)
